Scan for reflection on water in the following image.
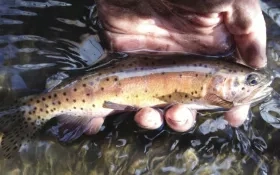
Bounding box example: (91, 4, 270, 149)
(0, 0, 280, 174)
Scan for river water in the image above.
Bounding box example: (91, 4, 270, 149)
(1, 0, 280, 174)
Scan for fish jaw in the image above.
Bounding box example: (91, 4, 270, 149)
(235, 86, 273, 106)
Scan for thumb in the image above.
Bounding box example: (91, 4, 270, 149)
(224, 0, 267, 68)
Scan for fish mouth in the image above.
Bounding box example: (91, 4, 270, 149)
(249, 86, 273, 105)
(235, 76, 273, 106)
(250, 72, 274, 103)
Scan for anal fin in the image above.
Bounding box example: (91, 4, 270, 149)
(48, 114, 103, 143)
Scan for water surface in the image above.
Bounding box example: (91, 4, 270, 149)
(1, 0, 280, 174)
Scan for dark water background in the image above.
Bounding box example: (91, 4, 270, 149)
(1, 0, 280, 174)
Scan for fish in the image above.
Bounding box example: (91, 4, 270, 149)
(0, 56, 273, 158)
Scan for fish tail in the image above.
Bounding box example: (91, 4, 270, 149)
(0, 99, 45, 159)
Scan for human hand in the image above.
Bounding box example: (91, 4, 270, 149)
(96, 0, 267, 131)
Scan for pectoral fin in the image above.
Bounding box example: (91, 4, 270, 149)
(204, 94, 233, 109)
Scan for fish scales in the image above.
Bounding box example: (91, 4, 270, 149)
(0, 56, 272, 158)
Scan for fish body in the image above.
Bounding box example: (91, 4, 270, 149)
(0, 56, 272, 158)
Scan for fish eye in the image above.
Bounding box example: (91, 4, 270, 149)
(246, 73, 260, 86)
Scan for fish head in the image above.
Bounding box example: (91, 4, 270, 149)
(211, 67, 273, 107)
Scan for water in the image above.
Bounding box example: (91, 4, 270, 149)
(0, 0, 280, 174)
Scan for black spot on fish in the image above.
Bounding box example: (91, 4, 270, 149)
(42, 97, 46, 101)
(101, 87, 104, 91)
(86, 93, 90, 96)
(74, 88, 77, 92)
(38, 116, 41, 119)
(73, 99, 76, 103)
(242, 87, 245, 90)
(54, 93, 57, 97)
(83, 84, 86, 87)
(46, 110, 49, 114)
(58, 101, 61, 105)
(82, 99, 85, 103)
(190, 98, 193, 101)
(80, 108, 83, 110)
(92, 104, 95, 107)
(195, 91, 197, 94)
(66, 98, 69, 101)
(205, 74, 208, 78)
(48, 95, 52, 99)
(63, 92, 66, 96)
(191, 92, 194, 95)
(27, 117, 31, 121)
(30, 98, 33, 102)
(234, 78, 240, 87)
(195, 74, 198, 77)
(179, 74, 182, 78)
(114, 78, 118, 81)
(28, 111, 32, 115)
(204, 65, 208, 68)
(201, 87, 203, 90)
(40, 108, 43, 112)
(161, 72, 165, 75)
(106, 78, 109, 81)
(89, 82, 94, 86)
(36, 100, 40, 103)
(168, 95, 172, 98)
(74, 107, 76, 109)
(199, 63, 202, 66)
(194, 64, 197, 67)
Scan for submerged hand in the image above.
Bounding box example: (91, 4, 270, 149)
(96, 0, 267, 131)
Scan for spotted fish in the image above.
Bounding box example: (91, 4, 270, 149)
(0, 56, 273, 158)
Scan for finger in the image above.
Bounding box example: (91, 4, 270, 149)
(134, 107, 164, 130)
(165, 104, 196, 132)
(224, 104, 250, 127)
(224, 0, 267, 68)
(84, 117, 105, 135)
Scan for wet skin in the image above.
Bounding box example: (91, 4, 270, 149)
(95, 0, 267, 132)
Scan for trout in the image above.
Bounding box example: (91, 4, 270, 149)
(0, 56, 272, 158)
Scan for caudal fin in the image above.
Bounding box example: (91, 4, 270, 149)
(0, 104, 42, 159)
